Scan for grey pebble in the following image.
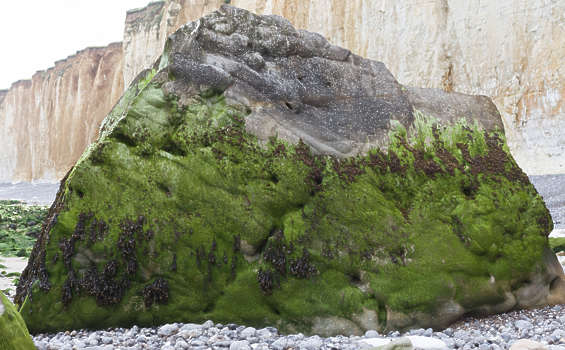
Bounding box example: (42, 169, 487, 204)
(29, 304, 565, 350)
(240, 327, 256, 338)
(299, 335, 323, 350)
(203, 320, 215, 329)
(271, 337, 296, 350)
(158, 324, 179, 337)
(229, 340, 251, 350)
(516, 319, 533, 330)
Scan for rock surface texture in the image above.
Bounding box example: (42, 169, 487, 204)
(15, 6, 564, 335)
(0, 292, 36, 350)
(123, 0, 565, 176)
(0, 44, 124, 183)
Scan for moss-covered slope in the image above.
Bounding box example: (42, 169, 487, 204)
(0, 292, 35, 350)
(14, 69, 556, 334)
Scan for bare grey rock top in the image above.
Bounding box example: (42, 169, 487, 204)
(161, 5, 503, 157)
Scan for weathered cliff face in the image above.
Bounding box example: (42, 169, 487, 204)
(123, 0, 565, 175)
(0, 44, 124, 183)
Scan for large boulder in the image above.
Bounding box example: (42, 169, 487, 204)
(0, 292, 36, 349)
(16, 6, 564, 335)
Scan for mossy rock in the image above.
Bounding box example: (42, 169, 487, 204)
(15, 6, 560, 335)
(0, 292, 35, 350)
(549, 237, 565, 253)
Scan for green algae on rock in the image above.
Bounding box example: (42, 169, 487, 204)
(16, 5, 564, 335)
(0, 292, 36, 350)
(0, 200, 47, 257)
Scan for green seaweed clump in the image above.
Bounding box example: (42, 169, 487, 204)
(549, 237, 565, 254)
(0, 200, 47, 257)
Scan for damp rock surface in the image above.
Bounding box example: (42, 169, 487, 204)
(16, 5, 563, 335)
(0, 291, 36, 350)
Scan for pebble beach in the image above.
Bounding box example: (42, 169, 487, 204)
(26, 304, 565, 350)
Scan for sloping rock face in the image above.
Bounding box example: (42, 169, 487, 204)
(16, 6, 563, 335)
(124, 0, 565, 175)
(0, 44, 124, 183)
(0, 292, 36, 350)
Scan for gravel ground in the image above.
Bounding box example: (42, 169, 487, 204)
(29, 306, 565, 350)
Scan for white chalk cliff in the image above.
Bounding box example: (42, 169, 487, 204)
(0, 0, 563, 182)
(0, 44, 124, 182)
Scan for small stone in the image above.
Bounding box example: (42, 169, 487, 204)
(454, 330, 469, 339)
(215, 340, 233, 347)
(73, 340, 87, 348)
(298, 335, 323, 350)
(87, 334, 100, 346)
(516, 320, 534, 330)
(552, 330, 565, 342)
(443, 339, 455, 348)
(240, 327, 257, 338)
(203, 320, 215, 329)
(175, 339, 189, 349)
(271, 337, 296, 350)
(455, 338, 467, 348)
(510, 339, 548, 350)
(190, 339, 206, 347)
(180, 323, 202, 331)
(365, 330, 380, 338)
(135, 335, 146, 343)
(158, 323, 180, 337)
(256, 328, 273, 339)
(378, 337, 413, 350)
(265, 327, 278, 334)
(251, 343, 270, 350)
(101, 336, 113, 344)
(34, 340, 48, 350)
(230, 340, 251, 350)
